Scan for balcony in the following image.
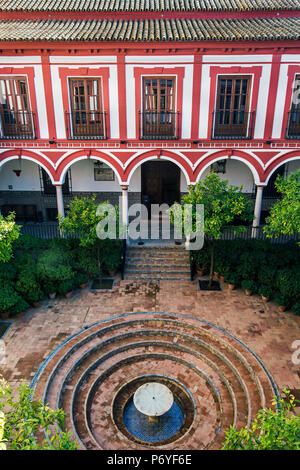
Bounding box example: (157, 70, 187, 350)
(65, 111, 107, 140)
(139, 111, 180, 140)
(0, 110, 35, 139)
(286, 109, 300, 139)
(212, 110, 255, 140)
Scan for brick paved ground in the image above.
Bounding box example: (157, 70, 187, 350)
(1, 275, 299, 397)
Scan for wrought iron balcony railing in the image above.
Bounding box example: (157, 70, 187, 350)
(139, 111, 180, 140)
(212, 110, 255, 140)
(286, 109, 300, 139)
(0, 110, 35, 139)
(65, 111, 107, 140)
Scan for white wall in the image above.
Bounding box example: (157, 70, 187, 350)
(0, 160, 40, 191)
(287, 160, 300, 174)
(201, 159, 254, 193)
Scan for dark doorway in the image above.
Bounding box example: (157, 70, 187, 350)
(141, 161, 181, 207)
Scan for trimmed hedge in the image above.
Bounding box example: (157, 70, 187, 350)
(192, 239, 300, 314)
(0, 235, 122, 317)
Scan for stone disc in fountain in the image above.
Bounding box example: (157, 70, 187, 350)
(134, 382, 174, 417)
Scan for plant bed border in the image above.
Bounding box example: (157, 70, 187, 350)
(0, 320, 13, 338)
(90, 278, 115, 291)
(198, 279, 222, 292)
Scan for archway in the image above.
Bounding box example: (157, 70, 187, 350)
(0, 156, 56, 223)
(141, 160, 181, 207)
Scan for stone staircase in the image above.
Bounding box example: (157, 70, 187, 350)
(124, 245, 191, 280)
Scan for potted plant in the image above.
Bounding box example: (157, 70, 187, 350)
(258, 286, 273, 302)
(241, 279, 256, 296)
(224, 273, 240, 291)
(26, 289, 44, 308)
(274, 294, 289, 312)
(58, 279, 74, 298)
(292, 303, 300, 316)
(76, 273, 90, 289)
(43, 282, 57, 299)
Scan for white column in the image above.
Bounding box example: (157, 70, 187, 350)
(251, 185, 264, 238)
(121, 185, 129, 239)
(55, 184, 65, 219)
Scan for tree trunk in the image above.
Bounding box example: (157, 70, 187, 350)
(97, 244, 102, 280)
(208, 241, 215, 289)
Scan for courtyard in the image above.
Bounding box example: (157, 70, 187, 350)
(1, 276, 299, 449)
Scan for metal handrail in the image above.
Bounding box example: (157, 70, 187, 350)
(139, 110, 180, 140)
(65, 111, 107, 140)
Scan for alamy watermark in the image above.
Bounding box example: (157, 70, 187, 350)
(95, 200, 204, 250)
(291, 340, 300, 365)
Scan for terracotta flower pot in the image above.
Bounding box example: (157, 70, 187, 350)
(245, 289, 252, 296)
(278, 305, 286, 312)
(220, 276, 225, 283)
(33, 302, 41, 308)
(196, 268, 204, 276)
(261, 295, 269, 302)
(214, 272, 219, 278)
(48, 292, 56, 299)
(228, 284, 235, 290)
(65, 291, 73, 299)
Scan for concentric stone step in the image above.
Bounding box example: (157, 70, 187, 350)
(32, 312, 278, 450)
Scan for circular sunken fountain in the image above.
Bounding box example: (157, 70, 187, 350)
(134, 382, 174, 420)
(113, 375, 195, 446)
(32, 312, 278, 450)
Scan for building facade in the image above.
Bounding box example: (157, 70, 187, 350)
(0, 0, 300, 232)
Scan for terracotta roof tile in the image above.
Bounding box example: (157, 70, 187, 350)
(0, 16, 299, 41)
(0, 0, 299, 11)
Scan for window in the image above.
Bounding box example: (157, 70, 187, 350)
(40, 168, 71, 195)
(0, 77, 34, 139)
(1, 204, 37, 222)
(140, 77, 178, 139)
(68, 78, 106, 139)
(211, 160, 226, 174)
(213, 76, 252, 139)
(94, 162, 115, 181)
(287, 75, 300, 138)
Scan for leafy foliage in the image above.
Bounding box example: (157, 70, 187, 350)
(191, 238, 300, 308)
(171, 173, 253, 286)
(222, 390, 300, 450)
(0, 213, 21, 263)
(264, 170, 300, 243)
(0, 377, 78, 450)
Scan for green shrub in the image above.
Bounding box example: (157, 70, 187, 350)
(258, 285, 273, 299)
(13, 235, 50, 253)
(0, 284, 20, 313)
(274, 294, 290, 308)
(42, 281, 58, 295)
(72, 248, 99, 278)
(241, 279, 257, 292)
(0, 263, 16, 281)
(25, 289, 44, 305)
(276, 269, 300, 304)
(8, 297, 30, 316)
(257, 265, 278, 288)
(75, 272, 90, 287)
(224, 273, 241, 287)
(58, 279, 74, 296)
(292, 303, 300, 316)
(37, 249, 74, 284)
